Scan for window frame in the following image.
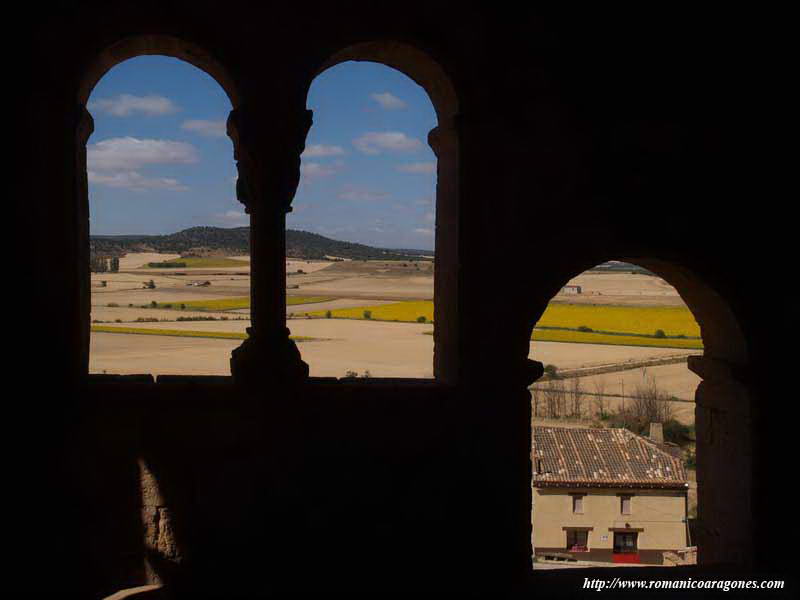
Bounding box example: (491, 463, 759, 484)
(613, 531, 638, 554)
(620, 494, 632, 515)
(565, 529, 590, 552)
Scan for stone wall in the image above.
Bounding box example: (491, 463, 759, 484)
(10, 3, 792, 598)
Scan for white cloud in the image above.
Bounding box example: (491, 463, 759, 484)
(181, 119, 227, 137)
(300, 161, 342, 179)
(370, 92, 407, 110)
(302, 144, 345, 157)
(89, 94, 179, 117)
(315, 225, 357, 237)
(414, 196, 434, 206)
(413, 227, 434, 236)
(338, 185, 391, 202)
(213, 210, 249, 226)
(353, 131, 422, 155)
(87, 137, 199, 171)
(87, 171, 188, 192)
(396, 161, 436, 174)
(423, 212, 435, 223)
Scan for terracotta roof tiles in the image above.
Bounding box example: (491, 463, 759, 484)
(532, 426, 687, 489)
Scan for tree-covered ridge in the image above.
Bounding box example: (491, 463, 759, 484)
(90, 227, 435, 261)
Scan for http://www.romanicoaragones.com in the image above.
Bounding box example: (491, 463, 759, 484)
(583, 577, 785, 593)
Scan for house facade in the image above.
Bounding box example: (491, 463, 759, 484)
(532, 426, 688, 564)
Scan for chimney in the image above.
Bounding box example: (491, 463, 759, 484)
(649, 422, 664, 444)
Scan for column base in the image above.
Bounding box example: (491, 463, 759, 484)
(230, 327, 309, 387)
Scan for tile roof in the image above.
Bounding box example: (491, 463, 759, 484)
(532, 426, 687, 489)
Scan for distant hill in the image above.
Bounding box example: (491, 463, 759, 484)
(590, 261, 656, 275)
(90, 226, 434, 262)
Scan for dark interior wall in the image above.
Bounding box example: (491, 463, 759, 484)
(12, 2, 790, 598)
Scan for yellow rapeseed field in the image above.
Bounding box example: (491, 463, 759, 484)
(91, 325, 315, 341)
(92, 325, 247, 339)
(537, 302, 700, 338)
(308, 300, 702, 348)
(307, 301, 435, 322)
(156, 296, 333, 311)
(531, 328, 702, 349)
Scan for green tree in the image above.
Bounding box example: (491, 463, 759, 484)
(543, 364, 559, 378)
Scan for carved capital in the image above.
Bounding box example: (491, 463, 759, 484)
(427, 116, 459, 158)
(227, 104, 312, 215)
(77, 105, 95, 145)
(688, 355, 749, 385)
(521, 359, 545, 387)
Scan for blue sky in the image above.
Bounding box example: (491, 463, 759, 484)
(87, 56, 437, 250)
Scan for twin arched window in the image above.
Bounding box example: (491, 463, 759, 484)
(82, 42, 459, 383)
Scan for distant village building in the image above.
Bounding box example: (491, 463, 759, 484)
(532, 425, 688, 565)
(560, 284, 582, 294)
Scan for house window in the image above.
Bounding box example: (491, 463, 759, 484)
(620, 495, 632, 515)
(566, 529, 589, 552)
(571, 494, 584, 514)
(613, 531, 638, 554)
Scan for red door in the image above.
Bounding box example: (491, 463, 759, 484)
(612, 532, 640, 563)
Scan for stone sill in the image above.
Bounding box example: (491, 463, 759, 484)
(86, 373, 447, 389)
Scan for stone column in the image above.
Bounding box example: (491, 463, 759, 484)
(76, 105, 94, 376)
(227, 103, 312, 386)
(428, 119, 460, 383)
(688, 355, 753, 566)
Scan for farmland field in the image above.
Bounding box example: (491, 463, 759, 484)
(307, 299, 702, 349)
(531, 328, 702, 349)
(92, 325, 248, 340)
(90, 252, 704, 413)
(91, 324, 315, 342)
(536, 303, 700, 338)
(153, 295, 333, 311)
(144, 256, 249, 268)
(307, 300, 433, 322)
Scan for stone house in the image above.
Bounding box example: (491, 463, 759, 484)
(532, 425, 688, 564)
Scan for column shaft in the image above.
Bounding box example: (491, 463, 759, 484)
(227, 102, 312, 386)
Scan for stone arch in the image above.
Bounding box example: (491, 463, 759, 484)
(75, 38, 241, 376)
(526, 255, 747, 366)
(527, 254, 753, 567)
(313, 41, 458, 122)
(302, 41, 461, 382)
(77, 34, 240, 108)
